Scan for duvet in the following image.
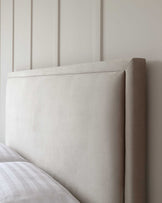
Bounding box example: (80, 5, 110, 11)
(0, 145, 79, 203)
(0, 144, 24, 162)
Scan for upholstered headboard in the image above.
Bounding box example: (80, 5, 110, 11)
(5, 58, 146, 203)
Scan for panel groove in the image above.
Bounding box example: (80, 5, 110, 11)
(30, 0, 33, 69)
(0, 0, 2, 72)
(57, 0, 60, 66)
(100, 0, 103, 61)
(12, 0, 15, 72)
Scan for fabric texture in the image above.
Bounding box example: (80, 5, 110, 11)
(125, 58, 146, 203)
(0, 144, 25, 162)
(0, 162, 79, 203)
(6, 70, 125, 203)
(5, 58, 146, 203)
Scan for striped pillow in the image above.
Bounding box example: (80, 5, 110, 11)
(0, 162, 79, 203)
(0, 144, 25, 162)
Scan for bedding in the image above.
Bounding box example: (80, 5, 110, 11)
(0, 144, 25, 162)
(0, 161, 79, 203)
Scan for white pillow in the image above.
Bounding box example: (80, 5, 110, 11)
(0, 144, 25, 162)
(0, 162, 80, 203)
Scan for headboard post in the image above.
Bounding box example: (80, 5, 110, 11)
(125, 58, 146, 203)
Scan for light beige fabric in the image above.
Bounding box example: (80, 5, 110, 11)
(125, 59, 146, 203)
(6, 69, 125, 203)
(5, 58, 146, 203)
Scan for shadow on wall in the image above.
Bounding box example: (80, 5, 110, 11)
(147, 60, 162, 203)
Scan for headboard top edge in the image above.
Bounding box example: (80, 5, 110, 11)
(8, 69, 124, 79)
(8, 58, 145, 79)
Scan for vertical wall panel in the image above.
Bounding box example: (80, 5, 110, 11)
(14, 0, 31, 70)
(0, 0, 13, 142)
(60, 0, 101, 65)
(32, 0, 58, 69)
(92, 0, 102, 61)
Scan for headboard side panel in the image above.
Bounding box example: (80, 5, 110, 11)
(125, 58, 146, 203)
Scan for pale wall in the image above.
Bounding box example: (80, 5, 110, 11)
(1, 0, 162, 202)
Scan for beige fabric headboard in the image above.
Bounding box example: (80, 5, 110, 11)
(5, 58, 146, 203)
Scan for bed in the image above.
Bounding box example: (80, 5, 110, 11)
(1, 58, 146, 203)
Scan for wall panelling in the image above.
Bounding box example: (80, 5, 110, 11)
(32, 0, 58, 68)
(14, 0, 31, 71)
(0, 0, 13, 142)
(0, 0, 102, 143)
